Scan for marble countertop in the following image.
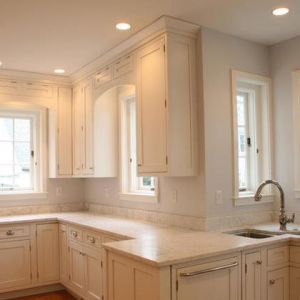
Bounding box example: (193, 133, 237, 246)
(0, 212, 298, 267)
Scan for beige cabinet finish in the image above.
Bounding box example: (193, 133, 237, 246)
(73, 81, 95, 176)
(36, 223, 60, 283)
(59, 224, 69, 284)
(85, 246, 102, 300)
(267, 268, 289, 300)
(176, 257, 240, 300)
(69, 240, 85, 296)
(136, 37, 167, 174)
(136, 34, 198, 176)
(244, 251, 262, 300)
(0, 240, 31, 291)
(107, 251, 162, 300)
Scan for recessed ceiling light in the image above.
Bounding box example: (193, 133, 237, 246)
(272, 7, 290, 16)
(116, 22, 131, 31)
(54, 69, 65, 74)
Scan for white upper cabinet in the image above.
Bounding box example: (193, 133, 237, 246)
(72, 80, 95, 176)
(136, 37, 168, 174)
(136, 33, 198, 176)
(49, 87, 73, 177)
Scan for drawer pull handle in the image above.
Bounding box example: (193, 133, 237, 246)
(180, 262, 238, 278)
(71, 231, 78, 238)
(6, 230, 15, 236)
(256, 260, 263, 265)
(269, 279, 275, 285)
(88, 236, 96, 244)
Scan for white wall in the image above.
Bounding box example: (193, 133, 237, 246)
(269, 36, 300, 214)
(200, 28, 273, 218)
(84, 28, 275, 225)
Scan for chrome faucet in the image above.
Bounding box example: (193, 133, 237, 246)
(254, 180, 295, 231)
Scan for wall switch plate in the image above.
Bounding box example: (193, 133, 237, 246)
(215, 190, 223, 205)
(172, 189, 178, 203)
(56, 187, 63, 197)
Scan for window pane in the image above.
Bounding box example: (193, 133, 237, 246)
(14, 142, 31, 164)
(238, 157, 247, 189)
(14, 118, 31, 141)
(142, 177, 152, 187)
(238, 127, 246, 155)
(0, 165, 13, 190)
(0, 142, 13, 164)
(237, 96, 245, 126)
(0, 118, 13, 141)
(14, 164, 32, 189)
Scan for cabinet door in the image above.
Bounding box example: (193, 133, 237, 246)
(59, 224, 69, 284)
(290, 267, 300, 300)
(36, 223, 59, 283)
(85, 246, 102, 300)
(267, 268, 289, 300)
(73, 85, 84, 175)
(83, 81, 94, 175)
(244, 252, 262, 300)
(57, 87, 73, 175)
(136, 37, 167, 174)
(176, 258, 240, 300)
(69, 241, 85, 296)
(0, 240, 31, 291)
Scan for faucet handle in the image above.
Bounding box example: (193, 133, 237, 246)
(288, 213, 295, 224)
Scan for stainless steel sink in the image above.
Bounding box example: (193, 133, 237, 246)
(226, 229, 275, 239)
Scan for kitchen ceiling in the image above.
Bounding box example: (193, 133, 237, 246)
(0, 0, 299, 75)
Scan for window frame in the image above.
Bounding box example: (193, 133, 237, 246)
(119, 91, 158, 203)
(231, 70, 273, 206)
(0, 103, 47, 200)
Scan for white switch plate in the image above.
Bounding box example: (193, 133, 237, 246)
(56, 187, 63, 197)
(172, 189, 177, 203)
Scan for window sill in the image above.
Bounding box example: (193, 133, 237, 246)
(233, 193, 274, 206)
(119, 192, 158, 203)
(0, 192, 48, 201)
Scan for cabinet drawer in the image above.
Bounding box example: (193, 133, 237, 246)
(290, 246, 300, 264)
(267, 246, 289, 266)
(0, 225, 30, 239)
(83, 230, 102, 248)
(113, 54, 133, 78)
(20, 82, 56, 99)
(94, 66, 113, 88)
(69, 227, 83, 242)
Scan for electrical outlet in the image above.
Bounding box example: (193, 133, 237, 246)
(172, 189, 178, 203)
(56, 187, 63, 197)
(215, 190, 223, 205)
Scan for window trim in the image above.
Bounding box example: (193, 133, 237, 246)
(231, 70, 273, 206)
(119, 89, 158, 203)
(0, 103, 47, 200)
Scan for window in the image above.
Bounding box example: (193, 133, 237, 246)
(0, 106, 45, 197)
(232, 70, 272, 204)
(0, 115, 34, 191)
(120, 92, 158, 202)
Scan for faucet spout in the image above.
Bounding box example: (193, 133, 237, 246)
(254, 180, 294, 231)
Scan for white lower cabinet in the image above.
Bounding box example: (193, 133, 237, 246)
(0, 240, 31, 291)
(68, 239, 102, 300)
(59, 224, 69, 284)
(36, 223, 60, 283)
(244, 251, 262, 300)
(175, 257, 240, 300)
(267, 268, 289, 300)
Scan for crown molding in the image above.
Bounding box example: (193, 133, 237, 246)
(0, 69, 72, 86)
(70, 15, 200, 84)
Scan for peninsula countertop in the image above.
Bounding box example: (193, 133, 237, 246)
(0, 212, 297, 267)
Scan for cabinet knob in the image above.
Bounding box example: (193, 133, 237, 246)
(88, 236, 96, 244)
(72, 231, 78, 238)
(6, 230, 14, 236)
(256, 260, 262, 265)
(269, 279, 275, 285)
(138, 164, 142, 167)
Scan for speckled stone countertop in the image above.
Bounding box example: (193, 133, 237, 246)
(0, 212, 298, 267)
